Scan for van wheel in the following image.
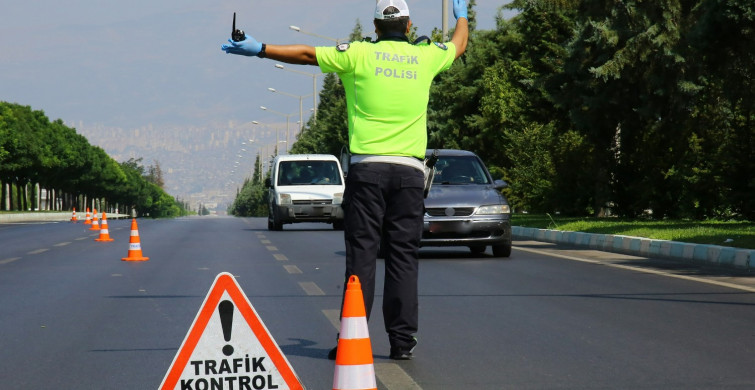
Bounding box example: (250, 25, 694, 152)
(269, 209, 283, 231)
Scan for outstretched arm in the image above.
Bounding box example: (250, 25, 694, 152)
(222, 35, 318, 66)
(451, 0, 469, 59)
(266, 44, 318, 65)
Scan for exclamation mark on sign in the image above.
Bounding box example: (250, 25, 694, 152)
(219, 300, 234, 356)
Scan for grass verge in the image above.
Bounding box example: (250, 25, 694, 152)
(511, 214, 755, 250)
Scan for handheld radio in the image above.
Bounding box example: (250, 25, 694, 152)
(231, 12, 246, 42)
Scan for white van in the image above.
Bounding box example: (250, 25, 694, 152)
(265, 154, 345, 231)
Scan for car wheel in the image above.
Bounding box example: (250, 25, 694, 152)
(492, 243, 512, 258)
(270, 209, 283, 231)
(469, 245, 486, 255)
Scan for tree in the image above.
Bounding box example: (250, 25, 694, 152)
(146, 160, 166, 189)
(228, 178, 268, 217)
(290, 72, 348, 156)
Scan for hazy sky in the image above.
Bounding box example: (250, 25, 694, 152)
(1, 1, 514, 130)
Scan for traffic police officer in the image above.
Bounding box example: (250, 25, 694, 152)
(222, 0, 469, 360)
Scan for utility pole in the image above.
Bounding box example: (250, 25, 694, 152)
(442, 0, 449, 41)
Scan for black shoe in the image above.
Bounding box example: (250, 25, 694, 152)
(327, 346, 338, 360)
(389, 338, 417, 360)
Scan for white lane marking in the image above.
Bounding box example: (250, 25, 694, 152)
(323, 309, 341, 330)
(515, 246, 755, 293)
(0, 222, 59, 225)
(75, 237, 88, 241)
(298, 281, 325, 296)
(27, 248, 49, 255)
(266, 245, 278, 251)
(273, 254, 288, 261)
(321, 309, 422, 390)
(0, 257, 22, 265)
(54, 242, 71, 247)
(284, 265, 302, 274)
(375, 363, 423, 390)
(261, 239, 271, 244)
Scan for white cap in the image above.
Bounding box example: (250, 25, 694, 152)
(374, 0, 410, 20)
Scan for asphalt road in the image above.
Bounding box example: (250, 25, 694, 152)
(1, 216, 755, 389)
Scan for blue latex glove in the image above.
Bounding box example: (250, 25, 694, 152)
(221, 35, 262, 56)
(453, 0, 468, 20)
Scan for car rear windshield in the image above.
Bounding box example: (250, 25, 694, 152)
(278, 161, 343, 186)
(434, 156, 491, 185)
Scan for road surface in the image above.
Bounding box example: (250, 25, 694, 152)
(1, 216, 754, 389)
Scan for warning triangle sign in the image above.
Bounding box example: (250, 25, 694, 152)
(159, 272, 304, 390)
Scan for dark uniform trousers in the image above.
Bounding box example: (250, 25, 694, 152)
(341, 162, 424, 349)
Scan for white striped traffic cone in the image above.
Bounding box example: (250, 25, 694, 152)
(84, 208, 92, 225)
(89, 209, 100, 231)
(332, 275, 376, 390)
(95, 212, 114, 242)
(122, 219, 149, 261)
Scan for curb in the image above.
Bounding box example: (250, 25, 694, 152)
(513, 226, 755, 271)
(0, 213, 130, 223)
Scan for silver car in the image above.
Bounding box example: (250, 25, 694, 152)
(422, 149, 512, 257)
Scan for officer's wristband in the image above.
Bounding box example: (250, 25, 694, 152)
(257, 43, 267, 58)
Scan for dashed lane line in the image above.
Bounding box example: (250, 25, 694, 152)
(375, 363, 423, 390)
(54, 242, 71, 247)
(27, 248, 49, 255)
(75, 237, 88, 241)
(0, 257, 22, 265)
(298, 282, 325, 296)
(264, 235, 423, 388)
(323, 309, 341, 330)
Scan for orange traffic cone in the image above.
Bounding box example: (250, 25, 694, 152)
(89, 209, 100, 231)
(70, 208, 78, 222)
(332, 275, 376, 390)
(122, 219, 149, 261)
(95, 212, 114, 242)
(83, 208, 92, 225)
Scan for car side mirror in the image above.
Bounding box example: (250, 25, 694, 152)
(493, 179, 508, 190)
(264, 178, 272, 188)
